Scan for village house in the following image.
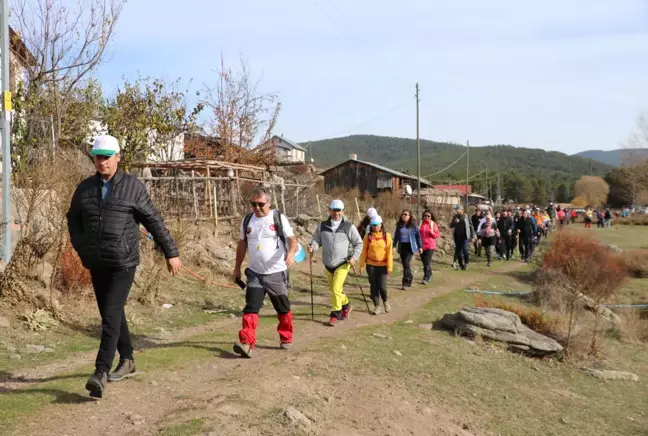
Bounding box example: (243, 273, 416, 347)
(320, 154, 433, 196)
(266, 135, 306, 164)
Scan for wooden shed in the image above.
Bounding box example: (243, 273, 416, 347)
(320, 157, 432, 196)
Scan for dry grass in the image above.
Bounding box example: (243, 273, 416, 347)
(58, 242, 92, 291)
(617, 215, 648, 226)
(473, 294, 560, 337)
(615, 309, 648, 343)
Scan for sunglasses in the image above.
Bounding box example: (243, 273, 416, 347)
(250, 201, 267, 208)
(330, 208, 343, 212)
(424, 215, 431, 218)
(402, 213, 410, 216)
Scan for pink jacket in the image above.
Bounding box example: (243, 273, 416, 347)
(419, 220, 440, 251)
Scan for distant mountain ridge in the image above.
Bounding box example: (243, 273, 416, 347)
(574, 149, 648, 167)
(307, 135, 613, 179)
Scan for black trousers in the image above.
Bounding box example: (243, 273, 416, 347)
(399, 242, 414, 287)
(421, 249, 435, 281)
(91, 267, 136, 373)
(454, 238, 470, 267)
(519, 235, 532, 260)
(366, 265, 388, 304)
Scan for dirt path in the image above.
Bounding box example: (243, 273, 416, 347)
(7, 260, 525, 436)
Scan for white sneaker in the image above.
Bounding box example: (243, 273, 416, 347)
(384, 302, 391, 313)
(371, 305, 381, 315)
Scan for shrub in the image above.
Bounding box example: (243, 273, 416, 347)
(621, 250, 648, 278)
(59, 242, 92, 291)
(535, 230, 628, 356)
(473, 294, 559, 337)
(615, 309, 648, 343)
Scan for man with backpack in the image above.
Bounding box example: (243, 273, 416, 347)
(232, 187, 298, 358)
(309, 200, 363, 327)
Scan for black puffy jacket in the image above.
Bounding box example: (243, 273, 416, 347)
(67, 170, 178, 271)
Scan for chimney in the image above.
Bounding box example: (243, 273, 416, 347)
(349, 153, 358, 161)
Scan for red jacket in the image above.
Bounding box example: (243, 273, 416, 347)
(419, 220, 440, 251)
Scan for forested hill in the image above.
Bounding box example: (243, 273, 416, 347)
(307, 135, 615, 203)
(575, 149, 648, 166)
(308, 135, 613, 178)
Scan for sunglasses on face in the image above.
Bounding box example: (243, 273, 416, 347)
(424, 215, 431, 218)
(330, 208, 342, 212)
(250, 201, 267, 208)
(402, 213, 410, 216)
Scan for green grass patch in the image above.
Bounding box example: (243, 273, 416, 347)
(157, 418, 210, 436)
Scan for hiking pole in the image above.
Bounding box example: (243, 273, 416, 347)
(350, 263, 371, 314)
(309, 252, 314, 322)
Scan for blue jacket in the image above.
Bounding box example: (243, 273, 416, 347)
(529, 217, 538, 233)
(393, 224, 422, 253)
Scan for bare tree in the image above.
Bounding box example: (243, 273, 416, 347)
(10, 0, 124, 150)
(620, 112, 648, 206)
(203, 55, 281, 164)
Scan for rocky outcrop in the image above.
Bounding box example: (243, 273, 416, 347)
(440, 307, 563, 357)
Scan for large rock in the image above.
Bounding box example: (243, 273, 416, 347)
(583, 368, 639, 382)
(440, 307, 563, 357)
(0, 316, 10, 328)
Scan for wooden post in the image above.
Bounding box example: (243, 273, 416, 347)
(273, 186, 279, 210)
(316, 194, 322, 217)
(355, 197, 361, 222)
(296, 188, 300, 216)
(280, 185, 286, 214)
(191, 170, 199, 219)
(213, 184, 219, 227)
(230, 173, 237, 216)
(175, 175, 181, 222)
(206, 165, 213, 220)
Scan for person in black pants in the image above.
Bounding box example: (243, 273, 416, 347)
(393, 209, 422, 290)
(450, 205, 476, 270)
(471, 209, 483, 256)
(67, 135, 182, 398)
(516, 209, 534, 263)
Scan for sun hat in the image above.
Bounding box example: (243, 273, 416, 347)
(330, 199, 344, 210)
(91, 135, 120, 156)
(370, 215, 383, 226)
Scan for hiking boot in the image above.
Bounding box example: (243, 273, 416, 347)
(384, 302, 391, 313)
(233, 342, 252, 358)
(487, 261, 492, 267)
(85, 370, 108, 398)
(280, 342, 292, 350)
(108, 359, 136, 382)
(328, 317, 338, 327)
(452, 262, 458, 270)
(371, 305, 381, 315)
(341, 305, 352, 320)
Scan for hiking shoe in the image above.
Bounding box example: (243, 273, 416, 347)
(108, 359, 136, 382)
(233, 342, 252, 358)
(279, 342, 292, 350)
(452, 262, 458, 270)
(328, 317, 338, 327)
(341, 305, 352, 320)
(487, 262, 492, 267)
(384, 302, 391, 313)
(85, 370, 108, 398)
(371, 305, 381, 315)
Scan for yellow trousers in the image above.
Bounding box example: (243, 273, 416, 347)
(326, 263, 351, 311)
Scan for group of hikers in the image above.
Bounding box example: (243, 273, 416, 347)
(66, 134, 628, 398)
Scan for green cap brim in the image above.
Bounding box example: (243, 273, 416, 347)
(91, 149, 117, 156)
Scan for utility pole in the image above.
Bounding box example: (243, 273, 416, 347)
(496, 171, 501, 208)
(465, 140, 470, 208)
(1, 0, 12, 263)
(415, 83, 421, 219)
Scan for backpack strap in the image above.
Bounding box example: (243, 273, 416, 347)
(273, 209, 288, 253)
(242, 213, 254, 248)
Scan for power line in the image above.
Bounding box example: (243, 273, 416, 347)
(424, 150, 468, 178)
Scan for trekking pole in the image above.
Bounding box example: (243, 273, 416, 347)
(350, 263, 371, 314)
(309, 252, 314, 322)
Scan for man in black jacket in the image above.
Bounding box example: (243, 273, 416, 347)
(67, 135, 182, 398)
(450, 205, 476, 270)
(497, 211, 512, 260)
(516, 209, 534, 263)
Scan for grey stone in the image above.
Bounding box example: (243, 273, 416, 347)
(25, 344, 45, 354)
(440, 307, 563, 357)
(417, 323, 433, 330)
(393, 350, 402, 356)
(372, 333, 392, 340)
(283, 407, 312, 427)
(44, 347, 55, 353)
(0, 316, 10, 328)
(403, 320, 414, 324)
(9, 353, 22, 361)
(583, 368, 639, 382)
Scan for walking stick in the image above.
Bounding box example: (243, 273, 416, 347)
(350, 264, 371, 314)
(309, 253, 314, 322)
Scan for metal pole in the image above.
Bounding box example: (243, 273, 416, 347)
(465, 140, 470, 208)
(416, 83, 421, 220)
(1, 0, 12, 263)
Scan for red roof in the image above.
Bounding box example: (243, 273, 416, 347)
(434, 185, 472, 194)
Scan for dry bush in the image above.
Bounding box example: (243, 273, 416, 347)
(473, 294, 559, 337)
(617, 215, 648, 226)
(535, 230, 628, 356)
(374, 190, 407, 221)
(58, 243, 92, 291)
(621, 250, 648, 278)
(614, 309, 648, 342)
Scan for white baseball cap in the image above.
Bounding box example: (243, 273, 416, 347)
(330, 199, 344, 210)
(367, 207, 377, 218)
(370, 215, 383, 226)
(91, 135, 120, 157)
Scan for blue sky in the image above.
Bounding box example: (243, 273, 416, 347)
(97, 0, 648, 154)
